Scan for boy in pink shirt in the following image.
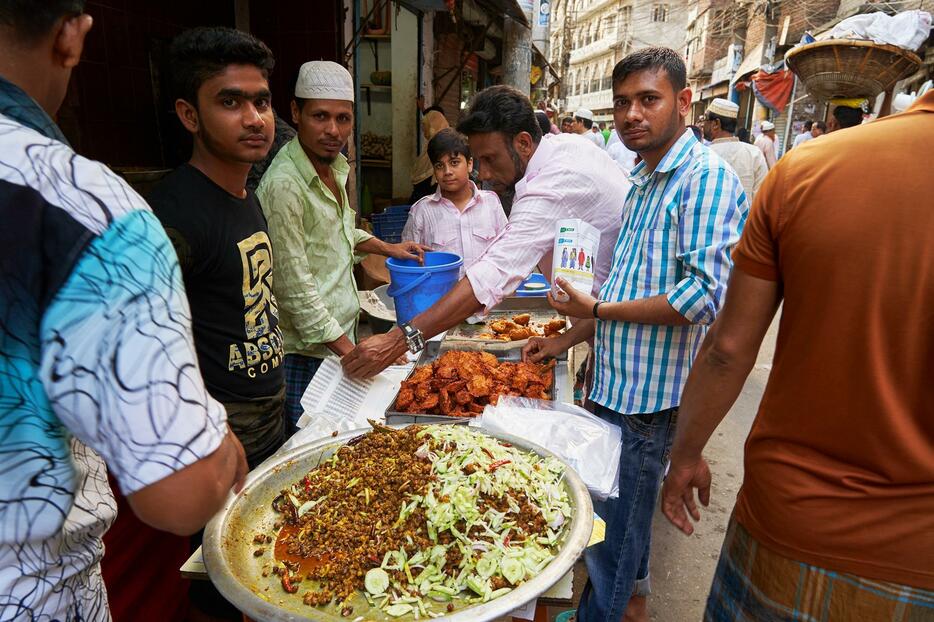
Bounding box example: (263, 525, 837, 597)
(402, 129, 506, 275)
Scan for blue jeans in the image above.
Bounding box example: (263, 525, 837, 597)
(577, 404, 678, 622)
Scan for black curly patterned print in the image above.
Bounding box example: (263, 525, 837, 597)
(0, 113, 227, 622)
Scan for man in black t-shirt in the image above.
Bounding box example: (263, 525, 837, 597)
(149, 28, 285, 468)
(147, 27, 286, 621)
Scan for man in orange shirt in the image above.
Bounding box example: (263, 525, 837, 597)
(660, 92, 934, 620)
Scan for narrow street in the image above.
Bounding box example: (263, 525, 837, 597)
(648, 315, 780, 621)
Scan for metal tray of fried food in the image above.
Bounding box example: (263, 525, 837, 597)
(384, 349, 556, 425)
(443, 311, 567, 352)
(203, 424, 593, 622)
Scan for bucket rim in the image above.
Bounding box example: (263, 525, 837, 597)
(386, 252, 463, 272)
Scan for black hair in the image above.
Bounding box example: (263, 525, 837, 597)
(169, 27, 274, 107)
(737, 127, 750, 143)
(832, 106, 862, 129)
(706, 111, 737, 134)
(612, 46, 687, 92)
(803, 120, 813, 131)
(425, 104, 445, 115)
(427, 128, 471, 165)
(457, 85, 542, 144)
(561, 116, 573, 125)
(0, 0, 85, 43)
(814, 120, 827, 132)
(534, 110, 551, 136)
(575, 116, 594, 129)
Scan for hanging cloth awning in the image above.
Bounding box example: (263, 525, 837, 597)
(751, 62, 795, 113)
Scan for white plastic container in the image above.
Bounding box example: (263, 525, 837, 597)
(550, 219, 601, 302)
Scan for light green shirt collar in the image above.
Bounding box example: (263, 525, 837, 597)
(284, 136, 350, 192)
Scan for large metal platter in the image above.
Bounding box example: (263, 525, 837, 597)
(203, 425, 593, 622)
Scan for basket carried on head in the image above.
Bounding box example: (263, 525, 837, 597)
(785, 39, 922, 100)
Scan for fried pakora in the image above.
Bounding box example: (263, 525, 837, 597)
(478, 315, 566, 341)
(393, 351, 555, 416)
(512, 313, 531, 326)
(543, 318, 567, 336)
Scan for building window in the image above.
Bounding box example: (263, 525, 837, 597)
(652, 3, 669, 22)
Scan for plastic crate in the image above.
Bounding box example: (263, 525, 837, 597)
(372, 223, 406, 242)
(384, 204, 411, 216)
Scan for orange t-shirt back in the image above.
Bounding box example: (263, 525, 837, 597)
(731, 93, 934, 590)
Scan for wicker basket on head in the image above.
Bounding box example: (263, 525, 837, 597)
(785, 39, 922, 100)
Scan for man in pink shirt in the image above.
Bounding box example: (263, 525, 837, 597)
(402, 128, 507, 275)
(343, 85, 627, 378)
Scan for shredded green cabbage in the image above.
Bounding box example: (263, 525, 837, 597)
(369, 425, 572, 617)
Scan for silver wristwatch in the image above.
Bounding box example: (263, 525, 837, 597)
(399, 322, 425, 354)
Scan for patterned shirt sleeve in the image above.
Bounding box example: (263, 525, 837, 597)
(258, 178, 345, 347)
(38, 210, 228, 496)
(666, 162, 748, 325)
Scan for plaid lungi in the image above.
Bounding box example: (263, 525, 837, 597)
(706, 518, 934, 622)
(283, 354, 323, 431)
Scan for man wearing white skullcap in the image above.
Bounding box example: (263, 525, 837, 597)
(572, 107, 606, 149)
(702, 97, 768, 199)
(257, 60, 428, 431)
(754, 119, 778, 169)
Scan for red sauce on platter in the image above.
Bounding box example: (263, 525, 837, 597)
(273, 524, 329, 575)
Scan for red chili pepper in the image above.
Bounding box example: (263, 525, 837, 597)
(303, 476, 312, 493)
(489, 459, 511, 472)
(481, 447, 495, 459)
(503, 534, 511, 547)
(281, 572, 299, 594)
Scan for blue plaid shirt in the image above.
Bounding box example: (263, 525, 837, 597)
(591, 129, 748, 414)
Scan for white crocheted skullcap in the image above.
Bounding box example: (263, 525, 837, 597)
(295, 60, 354, 102)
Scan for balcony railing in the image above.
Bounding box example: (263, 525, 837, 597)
(569, 33, 621, 64)
(565, 88, 614, 112)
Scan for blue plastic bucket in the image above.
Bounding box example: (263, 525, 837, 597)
(386, 252, 463, 325)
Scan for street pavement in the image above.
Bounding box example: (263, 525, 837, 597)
(647, 314, 780, 621)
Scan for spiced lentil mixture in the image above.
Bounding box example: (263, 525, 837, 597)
(261, 424, 572, 618)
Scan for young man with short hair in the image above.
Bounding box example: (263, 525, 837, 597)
(791, 119, 814, 148)
(0, 5, 245, 620)
(560, 115, 574, 133)
(524, 47, 748, 622)
(402, 128, 507, 275)
(149, 27, 285, 469)
(257, 61, 426, 432)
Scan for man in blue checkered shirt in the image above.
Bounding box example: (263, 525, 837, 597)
(524, 48, 748, 622)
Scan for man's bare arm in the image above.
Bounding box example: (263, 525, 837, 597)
(660, 270, 782, 535)
(341, 278, 483, 379)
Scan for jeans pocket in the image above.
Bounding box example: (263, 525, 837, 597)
(621, 412, 656, 440)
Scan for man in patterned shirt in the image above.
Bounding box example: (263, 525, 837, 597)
(0, 3, 247, 620)
(525, 48, 748, 622)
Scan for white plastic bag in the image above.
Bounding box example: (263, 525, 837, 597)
(478, 397, 621, 500)
(828, 10, 931, 51)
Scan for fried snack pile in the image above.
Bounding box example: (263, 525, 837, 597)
(394, 351, 555, 417)
(477, 314, 566, 342)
